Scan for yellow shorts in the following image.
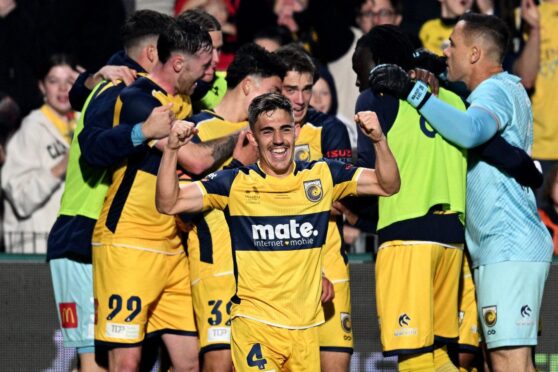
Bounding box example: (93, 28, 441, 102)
(192, 274, 236, 354)
(93, 245, 196, 347)
(458, 253, 480, 350)
(375, 241, 463, 356)
(231, 316, 320, 372)
(318, 280, 353, 352)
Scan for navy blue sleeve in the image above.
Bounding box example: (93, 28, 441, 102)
(79, 84, 153, 168)
(473, 135, 543, 189)
(200, 168, 238, 197)
(69, 71, 92, 112)
(325, 159, 359, 185)
(320, 116, 353, 163)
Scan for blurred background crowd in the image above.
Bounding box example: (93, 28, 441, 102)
(0, 0, 556, 255)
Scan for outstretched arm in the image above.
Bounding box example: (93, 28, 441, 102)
(156, 121, 204, 215)
(354, 111, 400, 197)
(369, 64, 498, 148)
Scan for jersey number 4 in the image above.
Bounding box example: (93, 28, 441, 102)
(247, 343, 267, 370)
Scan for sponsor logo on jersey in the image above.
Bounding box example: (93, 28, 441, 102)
(521, 305, 532, 318)
(251, 220, 319, 249)
(235, 213, 328, 251)
(398, 313, 410, 327)
(517, 304, 534, 326)
(244, 186, 260, 203)
(294, 144, 310, 162)
(105, 322, 140, 340)
(326, 149, 352, 160)
(482, 306, 497, 327)
(59, 303, 78, 328)
(304, 179, 323, 202)
(394, 313, 417, 337)
(458, 310, 465, 326)
(341, 312, 352, 333)
(207, 327, 231, 342)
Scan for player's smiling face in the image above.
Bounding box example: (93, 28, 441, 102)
(281, 71, 314, 125)
(249, 108, 298, 177)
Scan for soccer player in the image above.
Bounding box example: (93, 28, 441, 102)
(178, 9, 227, 112)
(155, 92, 400, 372)
(353, 25, 468, 371)
(91, 19, 234, 371)
(356, 24, 544, 371)
(184, 43, 284, 372)
(370, 13, 553, 371)
(274, 44, 354, 372)
(47, 10, 172, 371)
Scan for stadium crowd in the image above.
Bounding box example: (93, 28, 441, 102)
(0, 0, 557, 371)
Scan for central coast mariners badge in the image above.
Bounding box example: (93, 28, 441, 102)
(304, 179, 323, 202)
(341, 312, 352, 333)
(294, 144, 310, 161)
(482, 306, 497, 327)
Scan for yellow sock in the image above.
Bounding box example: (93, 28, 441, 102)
(398, 352, 435, 371)
(434, 346, 459, 372)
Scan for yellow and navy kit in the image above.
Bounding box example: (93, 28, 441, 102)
(296, 109, 353, 282)
(184, 110, 246, 282)
(179, 110, 245, 353)
(93, 76, 191, 253)
(195, 159, 362, 328)
(295, 108, 354, 351)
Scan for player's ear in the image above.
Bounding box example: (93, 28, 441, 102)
(246, 129, 258, 147)
(147, 44, 157, 64)
(241, 77, 251, 96)
(172, 55, 184, 73)
(470, 46, 480, 64)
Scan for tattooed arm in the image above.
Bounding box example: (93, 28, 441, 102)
(168, 132, 239, 177)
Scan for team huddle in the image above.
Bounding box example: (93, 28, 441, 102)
(47, 8, 552, 372)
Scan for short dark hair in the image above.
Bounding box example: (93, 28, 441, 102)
(226, 43, 286, 89)
(177, 9, 221, 32)
(274, 43, 319, 84)
(120, 10, 173, 50)
(158, 19, 212, 63)
(37, 53, 77, 81)
(355, 25, 415, 71)
(459, 13, 510, 63)
(248, 93, 293, 130)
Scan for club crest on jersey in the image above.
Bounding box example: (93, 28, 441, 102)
(341, 312, 352, 333)
(304, 179, 323, 202)
(482, 306, 497, 327)
(294, 144, 310, 161)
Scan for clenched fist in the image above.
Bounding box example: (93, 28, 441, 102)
(355, 111, 385, 143)
(167, 120, 198, 150)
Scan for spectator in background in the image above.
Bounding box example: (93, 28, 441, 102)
(419, 0, 473, 55)
(2, 54, 78, 254)
(539, 165, 558, 256)
(512, 0, 558, 205)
